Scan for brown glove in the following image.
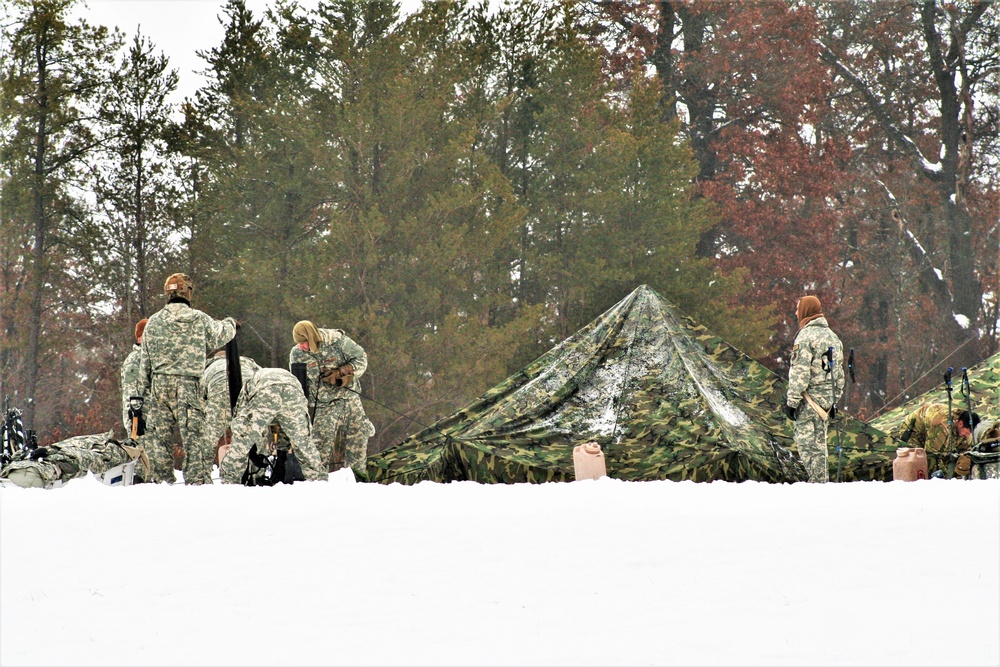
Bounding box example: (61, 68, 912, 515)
(319, 366, 339, 385)
(334, 364, 354, 387)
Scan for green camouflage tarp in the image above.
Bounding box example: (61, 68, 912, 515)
(366, 285, 898, 485)
(869, 353, 1000, 438)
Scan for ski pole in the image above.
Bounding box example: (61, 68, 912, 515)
(944, 367, 954, 450)
(824, 346, 845, 482)
(961, 367, 973, 441)
(846, 348, 855, 412)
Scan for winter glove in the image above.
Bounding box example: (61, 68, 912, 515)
(319, 366, 339, 385)
(334, 364, 354, 387)
(828, 404, 838, 420)
(29, 447, 48, 460)
(783, 404, 798, 421)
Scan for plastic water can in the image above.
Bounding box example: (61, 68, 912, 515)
(573, 442, 606, 481)
(892, 447, 928, 481)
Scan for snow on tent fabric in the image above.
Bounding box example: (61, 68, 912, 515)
(870, 352, 1000, 478)
(869, 351, 1000, 435)
(366, 285, 897, 485)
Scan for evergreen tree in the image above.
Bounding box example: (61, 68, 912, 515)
(0, 0, 117, 431)
(78, 32, 181, 321)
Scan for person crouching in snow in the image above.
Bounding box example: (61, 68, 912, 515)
(219, 366, 327, 484)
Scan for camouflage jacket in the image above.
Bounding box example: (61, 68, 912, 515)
(288, 328, 368, 405)
(120, 344, 142, 428)
(898, 402, 971, 453)
(786, 316, 845, 412)
(138, 302, 236, 391)
(240, 367, 304, 407)
(200, 355, 261, 401)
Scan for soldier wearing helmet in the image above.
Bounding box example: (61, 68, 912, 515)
(138, 273, 238, 484)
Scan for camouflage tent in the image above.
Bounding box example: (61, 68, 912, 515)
(868, 353, 1000, 437)
(366, 285, 897, 485)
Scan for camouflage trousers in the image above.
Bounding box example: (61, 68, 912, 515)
(220, 377, 326, 484)
(145, 374, 211, 485)
(203, 384, 232, 467)
(313, 395, 375, 475)
(794, 407, 829, 483)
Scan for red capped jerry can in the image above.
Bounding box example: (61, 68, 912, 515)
(573, 441, 607, 481)
(893, 447, 928, 481)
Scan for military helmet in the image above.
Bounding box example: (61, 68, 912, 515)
(164, 273, 193, 299)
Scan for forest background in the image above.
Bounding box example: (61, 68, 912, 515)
(1, 0, 998, 456)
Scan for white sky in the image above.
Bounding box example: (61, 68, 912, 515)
(2, 471, 998, 666)
(73, 0, 422, 103)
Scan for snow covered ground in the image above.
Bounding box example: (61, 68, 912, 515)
(1, 471, 997, 666)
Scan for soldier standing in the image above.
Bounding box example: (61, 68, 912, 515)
(897, 402, 979, 478)
(218, 366, 326, 484)
(138, 273, 237, 484)
(288, 320, 375, 477)
(784, 295, 845, 483)
(120, 318, 148, 437)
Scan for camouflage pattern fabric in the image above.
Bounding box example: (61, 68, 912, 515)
(138, 303, 237, 382)
(793, 412, 830, 483)
(367, 285, 897, 486)
(288, 327, 373, 475)
(138, 301, 236, 485)
(787, 316, 845, 483)
(878, 402, 974, 478)
(120, 344, 142, 432)
(969, 419, 1000, 479)
(0, 431, 136, 487)
(145, 374, 210, 484)
(219, 367, 326, 484)
(201, 355, 262, 463)
(312, 398, 375, 476)
(870, 353, 1000, 441)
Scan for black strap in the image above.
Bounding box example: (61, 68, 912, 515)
(226, 334, 242, 415)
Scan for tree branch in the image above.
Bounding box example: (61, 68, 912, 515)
(817, 39, 945, 181)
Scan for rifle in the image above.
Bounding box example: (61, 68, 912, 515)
(128, 395, 145, 439)
(1, 395, 35, 467)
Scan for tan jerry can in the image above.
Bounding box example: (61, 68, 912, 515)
(892, 447, 928, 481)
(573, 442, 607, 481)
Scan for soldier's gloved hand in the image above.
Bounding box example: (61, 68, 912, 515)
(320, 367, 339, 385)
(783, 404, 798, 421)
(334, 364, 354, 387)
(29, 447, 48, 460)
(828, 404, 837, 420)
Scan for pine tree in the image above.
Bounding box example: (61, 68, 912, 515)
(0, 0, 117, 431)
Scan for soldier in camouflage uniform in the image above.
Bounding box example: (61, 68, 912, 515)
(120, 318, 148, 437)
(0, 431, 146, 488)
(201, 349, 262, 467)
(139, 273, 237, 485)
(218, 366, 326, 484)
(288, 320, 375, 477)
(896, 402, 979, 478)
(785, 295, 845, 483)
